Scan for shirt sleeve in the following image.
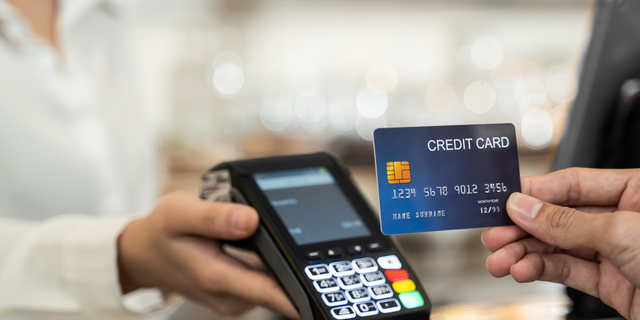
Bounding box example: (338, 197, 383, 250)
(0, 215, 181, 318)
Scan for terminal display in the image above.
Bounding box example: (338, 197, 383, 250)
(254, 167, 371, 245)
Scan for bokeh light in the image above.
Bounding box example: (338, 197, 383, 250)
(470, 38, 503, 70)
(261, 99, 292, 132)
(213, 62, 244, 96)
(497, 89, 517, 112)
(464, 81, 495, 113)
(329, 98, 358, 132)
(425, 82, 456, 114)
(295, 92, 326, 123)
(546, 65, 577, 103)
(357, 88, 388, 119)
(514, 76, 546, 112)
(304, 118, 340, 140)
(521, 108, 553, 148)
(491, 59, 523, 90)
(213, 51, 243, 70)
(356, 115, 387, 141)
(293, 66, 324, 93)
(519, 60, 544, 79)
(366, 63, 398, 94)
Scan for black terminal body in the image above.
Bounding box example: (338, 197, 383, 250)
(200, 152, 431, 320)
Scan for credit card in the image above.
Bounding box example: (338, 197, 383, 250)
(373, 123, 521, 235)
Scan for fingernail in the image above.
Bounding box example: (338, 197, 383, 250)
(509, 193, 543, 221)
(231, 208, 252, 231)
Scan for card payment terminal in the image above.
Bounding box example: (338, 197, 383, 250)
(200, 152, 431, 319)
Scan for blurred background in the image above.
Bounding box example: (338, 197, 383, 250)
(128, 0, 591, 318)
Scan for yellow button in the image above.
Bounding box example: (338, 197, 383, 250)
(392, 279, 416, 293)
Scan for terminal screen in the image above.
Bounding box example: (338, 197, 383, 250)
(254, 167, 372, 246)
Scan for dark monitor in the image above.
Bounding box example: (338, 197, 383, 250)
(551, 0, 640, 170)
(253, 167, 372, 246)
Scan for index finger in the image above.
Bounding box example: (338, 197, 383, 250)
(159, 192, 259, 240)
(521, 168, 640, 207)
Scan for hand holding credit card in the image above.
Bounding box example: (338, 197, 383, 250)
(373, 123, 521, 235)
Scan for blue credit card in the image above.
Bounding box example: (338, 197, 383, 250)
(373, 123, 521, 235)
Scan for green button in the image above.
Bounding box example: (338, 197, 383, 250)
(398, 291, 424, 309)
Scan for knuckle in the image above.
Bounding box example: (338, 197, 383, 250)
(201, 210, 222, 233)
(196, 268, 224, 293)
(565, 169, 582, 205)
(557, 256, 571, 283)
(545, 205, 578, 235)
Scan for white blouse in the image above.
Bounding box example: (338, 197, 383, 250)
(0, 0, 172, 318)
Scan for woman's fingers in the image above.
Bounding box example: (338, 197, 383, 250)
(212, 263, 300, 319)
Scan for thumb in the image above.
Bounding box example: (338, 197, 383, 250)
(506, 192, 604, 252)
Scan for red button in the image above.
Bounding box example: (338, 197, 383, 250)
(385, 269, 409, 282)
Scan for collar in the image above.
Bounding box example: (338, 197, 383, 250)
(0, 0, 126, 48)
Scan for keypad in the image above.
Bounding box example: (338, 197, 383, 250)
(398, 291, 424, 309)
(377, 298, 401, 313)
(368, 284, 393, 300)
(377, 255, 402, 269)
(346, 288, 370, 303)
(314, 278, 340, 293)
(354, 302, 379, 317)
(305, 254, 424, 319)
(337, 275, 363, 290)
(331, 306, 356, 319)
(322, 291, 348, 306)
(329, 261, 355, 277)
(384, 269, 409, 282)
(352, 257, 378, 273)
(360, 271, 385, 286)
(305, 264, 332, 280)
(392, 279, 416, 293)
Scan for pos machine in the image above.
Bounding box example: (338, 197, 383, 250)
(200, 152, 431, 319)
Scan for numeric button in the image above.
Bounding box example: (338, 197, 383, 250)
(329, 261, 355, 277)
(322, 291, 348, 307)
(368, 284, 393, 300)
(337, 275, 362, 290)
(377, 298, 401, 313)
(305, 264, 331, 280)
(330, 306, 356, 319)
(346, 288, 371, 303)
(360, 271, 386, 286)
(352, 257, 378, 273)
(313, 278, 339, 293)
(354, 302, 379, 317)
